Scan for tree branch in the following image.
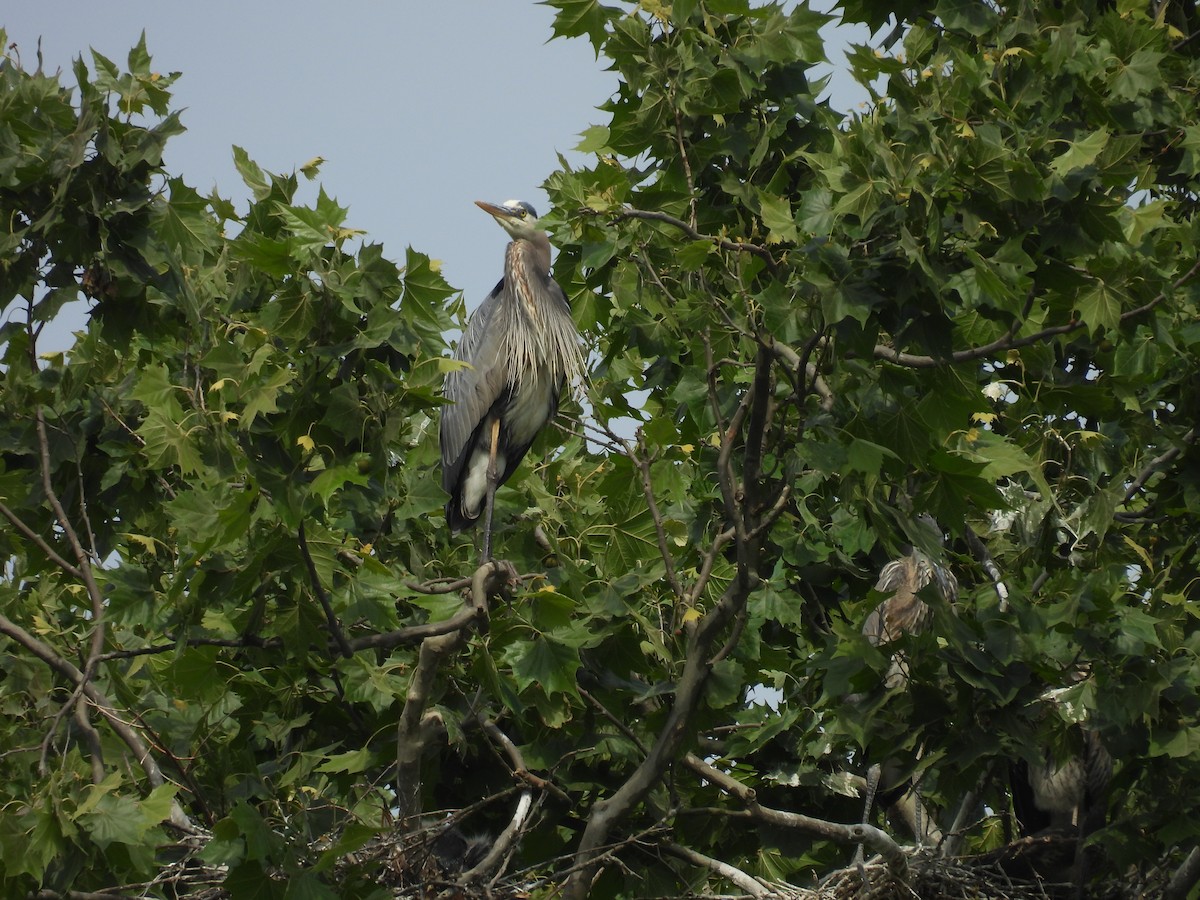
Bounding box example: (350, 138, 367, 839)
(874, 258, 1200, 368)
(1165, 846, 1200, 900)
(395, 560, 511, 823)
(297, 521, 354, 659)
(31, 406, 109, 776)
(0, 612, 193, 830)
(964, 523, 1009, 611)
(1123, 427, 1196, 505)
(586, 206, 781, 277)
(660, 839, 770, 897)
(462, 718, 534, 884)
(0, 499, 84, 578)
(682, 754, 907, 875)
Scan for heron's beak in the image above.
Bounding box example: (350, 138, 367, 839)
(475, 200, 513, 220)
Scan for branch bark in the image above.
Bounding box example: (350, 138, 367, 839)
(297, 521, 354, 659)
(564, 346, 777, 900)
(1165, 846, 1200, 900)
(660, 840, 770, 897)
(461, 718, 534, 884)
(683, 754, 907, 876)
(395, 560, 510, 824)
(0, 612, 193, 830)
(873, 258, 1200, 368)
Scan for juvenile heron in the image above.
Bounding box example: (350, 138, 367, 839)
(854, 516, 958, 849)
(862, 542, 958, 690)
(440, 200, 583, 562)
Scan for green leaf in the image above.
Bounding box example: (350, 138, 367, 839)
(1050, 129, 1109, 177)
(156, 178, 219, 256)
(546, 0, 617, 51)
(315, 747, 374, 775)
(507, 635, 581, 697)
(846, 438, 899, 476)
(575, 124, 612, 153)
(1076, 281, 1122, 335)
(758, 191, 798, 244)
(232, 145, 271, 200)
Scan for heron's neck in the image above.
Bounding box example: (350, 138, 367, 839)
(506, 232, 551, 281)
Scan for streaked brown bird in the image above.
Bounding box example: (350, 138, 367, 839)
(440, 200, 583, 562)
(862, 544, 959, 690)
(854, 518, 958, 849)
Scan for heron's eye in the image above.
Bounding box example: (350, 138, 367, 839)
(517, 209, 528, 218)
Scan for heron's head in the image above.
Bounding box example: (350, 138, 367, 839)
(476, 199, 543, 241)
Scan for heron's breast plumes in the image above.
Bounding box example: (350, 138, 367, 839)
(502, 243, 584, 397)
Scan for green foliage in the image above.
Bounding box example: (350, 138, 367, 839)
(3, 1, 1200, 896)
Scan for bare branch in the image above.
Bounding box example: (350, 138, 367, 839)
(963, 523, 1009, 611)
(682, 754, 907, 875)
(580, 687, 650, 756)
(632, 445, 685, 604)
(395, 560, 512, 823)
(874, 258, 1200, 368)
(1165, 846, 1200, 900)
(74, 700, 106, 785)
(0, 499, 83, 578)
(565, 573, 760, 899)
(672, 106, 698, 229)
(687, 526, 735, 607)
(660, 839, 771, 897)
(298, 521, 354, 659)
(1123, 427, 1196, 505)
(0, 612, 193, 830)
(348, 606, 482, 652)
(462, 718, 535, 884)
(772, 338, 834, 411)
(406, 574, 475, 594)
(30, 407, 109, 774)
(586, 206, 781, 277)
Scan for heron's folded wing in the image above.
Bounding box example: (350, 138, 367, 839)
(440, 281, 509, 492)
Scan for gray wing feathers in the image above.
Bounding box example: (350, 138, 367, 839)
(440, 283, 509, 492)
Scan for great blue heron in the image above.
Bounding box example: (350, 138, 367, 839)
(440, 200, 583, 562)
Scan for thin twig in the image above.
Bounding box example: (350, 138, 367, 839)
(0, 500, 83, 578)
(33, 407, 108, 773)
(683, 753, 907, 875)
(633, 441, 685, 603)
(586, 207, 781, 278)
(298, 521, 354, 659)
(580, 687, 650, 756)
(875, 259, 1200, 368)
(0, 612, 193, 830)
(964, 524, 1009, 611)
(1123, 427, 1196, 504)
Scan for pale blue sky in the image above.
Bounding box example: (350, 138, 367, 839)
(4, 2, 869, 351)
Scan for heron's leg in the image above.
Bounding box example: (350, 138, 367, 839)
(853, 763, 882, 869)
(480, 419, 501, 564)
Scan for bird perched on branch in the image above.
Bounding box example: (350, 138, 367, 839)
(862, 518, 959, 690)
(854, 516, 958, 848)
(1009, 687, 1112, 889)
(440, 200, 583, 562)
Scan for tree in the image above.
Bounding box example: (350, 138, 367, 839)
(1, 0, 1199, 897)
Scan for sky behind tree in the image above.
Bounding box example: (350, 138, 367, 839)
(3, 1, 868, 351)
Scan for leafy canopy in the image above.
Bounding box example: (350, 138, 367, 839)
(2, 1, 1199, 897)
